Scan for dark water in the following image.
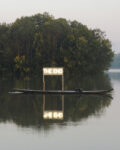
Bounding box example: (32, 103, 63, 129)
(0, 71, 119, 150)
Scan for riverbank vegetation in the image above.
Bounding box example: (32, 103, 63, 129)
(0, 12, 114, 77)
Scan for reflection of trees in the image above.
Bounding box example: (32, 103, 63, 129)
(0, 72, 112, 131)
(63, 71, 112, 122)
(64, 95, 111, 122)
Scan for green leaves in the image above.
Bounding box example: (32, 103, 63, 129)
(0, 13, 114, 77)
(14, 56, 30, 76)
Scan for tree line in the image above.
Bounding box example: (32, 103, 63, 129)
(0, 12, 114, 77)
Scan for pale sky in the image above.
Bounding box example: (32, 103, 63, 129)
(0, 0, 120, 53)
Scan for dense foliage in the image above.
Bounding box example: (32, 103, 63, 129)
(0, 12, 114, 76)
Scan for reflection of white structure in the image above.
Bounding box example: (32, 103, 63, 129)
(43, 95, 64, 120)
(43, 67, 64, 120)
(43, 111, 63, 120)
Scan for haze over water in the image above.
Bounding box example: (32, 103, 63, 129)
(0, 70, 120, 150)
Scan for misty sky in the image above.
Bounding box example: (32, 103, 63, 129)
(0, 0, 120, 53)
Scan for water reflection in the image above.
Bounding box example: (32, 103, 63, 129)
(43, 95, 64, 120)
(107, 72, 120, 81)
(0, 72, 113, 131)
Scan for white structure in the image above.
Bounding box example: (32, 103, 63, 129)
(43, 67, 64, 91)
(42, 67, 64, 120)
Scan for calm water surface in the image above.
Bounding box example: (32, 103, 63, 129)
(0, 71, 120, 150)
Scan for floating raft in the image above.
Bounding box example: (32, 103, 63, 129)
(9, 88, 113, 95)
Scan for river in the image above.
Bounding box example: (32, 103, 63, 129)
(0, 70, 120, 150)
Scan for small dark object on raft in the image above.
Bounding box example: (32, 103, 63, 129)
(9, 88, 113, 95)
